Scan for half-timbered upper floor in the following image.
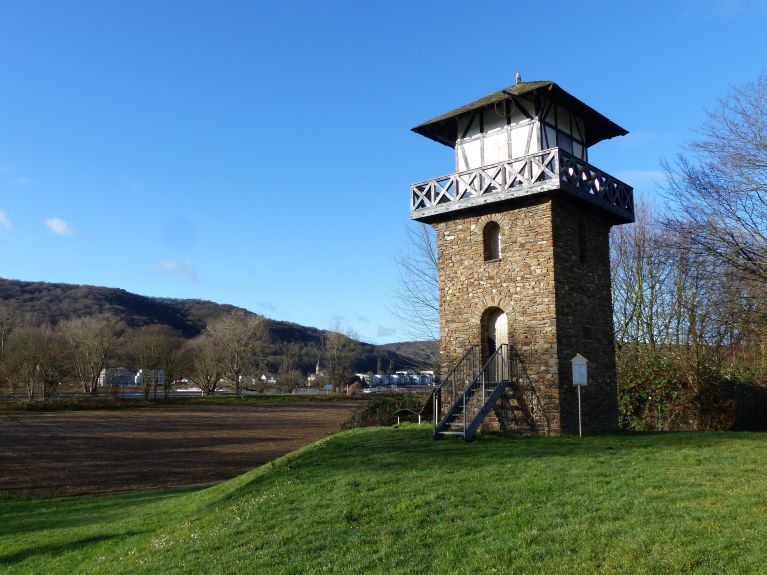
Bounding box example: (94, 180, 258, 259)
(410, 81, 634, 224)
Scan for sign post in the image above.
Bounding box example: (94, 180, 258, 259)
(571, 354, 588, 437)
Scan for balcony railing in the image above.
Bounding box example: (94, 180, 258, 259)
(410, 147, 634, 223)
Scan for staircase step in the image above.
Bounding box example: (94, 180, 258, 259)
(433, 344, 524, 441)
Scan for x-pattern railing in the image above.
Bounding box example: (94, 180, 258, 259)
(559, 152, 633, 213)
(411, 149, 558, 210)
(411, 147, 634, 221)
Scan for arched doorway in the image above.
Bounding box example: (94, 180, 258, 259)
(482, 307, 508, 381)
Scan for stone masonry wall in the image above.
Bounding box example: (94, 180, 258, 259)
(433, 197, 561, 434)
(433, 194, 619, 435)
(551, 197, 618, 433)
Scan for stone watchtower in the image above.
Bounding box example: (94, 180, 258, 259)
(410, 79, 633, 439)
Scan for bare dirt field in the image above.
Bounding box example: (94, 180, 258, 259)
(0, 401, 358, 497)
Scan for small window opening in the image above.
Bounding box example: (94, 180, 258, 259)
(558, 132, 573, 155)
(578, 221, 588, 264)
(483, 221, 501, 261)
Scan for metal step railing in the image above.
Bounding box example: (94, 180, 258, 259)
(432, 345, 480, 437)
(434, 344, 519, 441)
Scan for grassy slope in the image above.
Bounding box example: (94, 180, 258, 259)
(2, 428, 766, 574)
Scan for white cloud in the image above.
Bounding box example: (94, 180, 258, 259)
(14, 176, 31, 186)
(0, 165, 10, 174)
(45, 216, 74, 236)
(155, 259, 199, 283)
(0, 210, 11, 232)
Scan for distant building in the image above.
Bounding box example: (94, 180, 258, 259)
(357, 370, 434, 387)
(135, 369, 166, 389)
(307, 359, 323, 386)
(98, 367, 135, 387)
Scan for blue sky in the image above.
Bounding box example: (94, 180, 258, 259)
(1, 0, 765, 343)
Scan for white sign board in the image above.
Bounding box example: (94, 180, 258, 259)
(571, 353, 588, 386)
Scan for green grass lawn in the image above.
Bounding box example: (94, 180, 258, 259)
(2, 427, 766, 574)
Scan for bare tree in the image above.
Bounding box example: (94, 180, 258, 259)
(610, 198, 762, 429)
(320, 324, 360, 394)
(205, 310, 268, 396)
(613, 200, 741, 350)
(6, 323, 66, 399)
(391, 223, 440, 367)
(276, 343, 302, 393)
(162, 335, 192, 400)
(665, 72, 767, 282)
(125, 325, 186, 400)
(276, 365, 302, 393)
(33, 324, 67, 400)
(0, 302, 17, 364)
(187, 334, 224, 395)
(59, 314, 124, 394)
(0, 303, 18, 397)
(611, 200, 678, 349)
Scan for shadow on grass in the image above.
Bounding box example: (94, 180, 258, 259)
(0, 489, 196, 537)
(0, 530, 146, 565)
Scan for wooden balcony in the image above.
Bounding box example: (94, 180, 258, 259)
(410, 148, 634, 224)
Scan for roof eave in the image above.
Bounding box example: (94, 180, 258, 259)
(411, 81, 628, 148)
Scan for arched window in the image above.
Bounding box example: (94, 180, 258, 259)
(483, 221, 501, 261)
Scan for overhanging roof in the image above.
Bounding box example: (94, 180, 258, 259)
(412, 81, 628, 148)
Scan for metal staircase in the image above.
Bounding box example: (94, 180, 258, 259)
(433, 344, 518, 441)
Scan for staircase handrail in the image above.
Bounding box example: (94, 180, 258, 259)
(432, 345, 480, 434)
(459, 344, 510, 435)
(434, 344, 510, 435)
(433, 344, 551, 440)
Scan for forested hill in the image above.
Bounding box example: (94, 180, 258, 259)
(0, 278, 436, 372)
(0, 278, 239, 337)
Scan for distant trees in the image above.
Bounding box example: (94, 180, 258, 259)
(0, 308, 278, 400)
(0, 303, 18, 396)
(184, 311, 269, 395)
(613, 198, 767, 430)
(59, 314, 124, 394)
(275, 343, 303, 393)
(0, 302, 16, 364)
(125, 325, 187, 400)
(0, 300, 374, 400)
(0, 309, 70, 400)
(615, 72, 767, 430)
(205, 310, 268, 396)
(6, 323, 66, 399)
(0, 308, 53, 399)
(161, 334, 191, 400)
(320, 325, 360, 393)
(187, 334, 224, 395)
